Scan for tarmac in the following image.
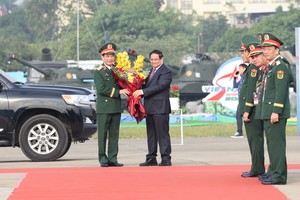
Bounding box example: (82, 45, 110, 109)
(0, 136, 300, 200)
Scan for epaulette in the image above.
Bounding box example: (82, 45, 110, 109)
(96, 66, 103, 71)
(97, 65, 107, 71)
(280, 56, 290, 65)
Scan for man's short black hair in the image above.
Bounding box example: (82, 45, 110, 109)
(239, 63, 248, 68)
(149, 50, 164, 59)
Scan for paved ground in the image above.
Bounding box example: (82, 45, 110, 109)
(0, 136, 300, 199)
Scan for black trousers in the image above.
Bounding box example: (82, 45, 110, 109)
(145, 114, 172, 162)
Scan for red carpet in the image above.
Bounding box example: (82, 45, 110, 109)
(1, 165, 299, 200)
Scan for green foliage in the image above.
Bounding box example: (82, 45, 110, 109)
(248, 7, 300, 53)
(0, 0, 299, 69)
(196, 15, 230, 52)
(209, 28, 248, 52)
(22, 0, 60, 42)
(214, 6, 300, 54)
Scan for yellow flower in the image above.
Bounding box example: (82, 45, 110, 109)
(127, 72, 134, 83)
(115, 51, 146, 83)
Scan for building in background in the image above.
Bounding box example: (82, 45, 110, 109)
(163, 0, 296, 27)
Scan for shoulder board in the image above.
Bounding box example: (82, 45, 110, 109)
(96, 66, 103, 70)
(281, 56, 290, 65)
(97, 65, 107, 71)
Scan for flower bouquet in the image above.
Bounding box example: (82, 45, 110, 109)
(113, 51, 148, 123)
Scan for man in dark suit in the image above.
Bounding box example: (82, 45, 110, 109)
(133, 49, 173, 166)
(94, 42, 129, 167)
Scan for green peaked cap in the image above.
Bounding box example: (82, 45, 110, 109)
(247, 42, 263, 57)
(239, 35, 260, 52)
(99, 42, 117, 54)
(261, 32, 283, 48)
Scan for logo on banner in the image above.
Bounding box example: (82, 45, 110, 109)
(202, 57, 243, 112)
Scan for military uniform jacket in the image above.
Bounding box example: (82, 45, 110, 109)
(244, 64, 261, 113)
(94, 65, 121, 114)
(258, 56, 293, 119)
(237, 64, 250, 113)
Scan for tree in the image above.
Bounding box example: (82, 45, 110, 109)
(195, 15, 230, 52)
(209, 28, 247, 52)
(23, 0, 60, 42)
(0, 0, 18, 13)
(206, 7, 300, 56)
(58, 0, 197, 64)
(248, 6, 300, 54)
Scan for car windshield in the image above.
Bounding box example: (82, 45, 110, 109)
(0, 69, 18, 83)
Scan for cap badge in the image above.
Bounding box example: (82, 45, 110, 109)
(250, 45, 255, 51)
(258, 34, 262, 41)
(264, 34, 270, 40)
(108, 44, 112, 49)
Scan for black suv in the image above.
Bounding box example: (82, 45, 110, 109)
(0, 69, 97, 161)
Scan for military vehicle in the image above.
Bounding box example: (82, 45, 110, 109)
(7, 48, 97, 89)
(126, 49, 219, 106)
(169, 53, 219, 105)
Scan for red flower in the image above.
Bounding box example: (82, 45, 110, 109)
(170, 85, 180, 97)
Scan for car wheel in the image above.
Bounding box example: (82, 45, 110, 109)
(19, 114, 69, 161)
(58, 137, 72, 159)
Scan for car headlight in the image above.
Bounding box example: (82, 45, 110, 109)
(62, 94, 95, 106)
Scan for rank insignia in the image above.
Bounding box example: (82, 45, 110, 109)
(276, 60, 281, 66)
(97, 66, 103, 70)
(277, 70, 284, 79)
(105, 73, 110, 77)
(251, 69, 257, 77)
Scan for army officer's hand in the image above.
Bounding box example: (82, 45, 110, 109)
(120, 89, 130, 97)
(243, 112, 250, 122)
(270, 112, 279, 124)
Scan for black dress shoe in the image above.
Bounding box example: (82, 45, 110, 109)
(241, 171, 262, 177)
(139, 160, 158, 166)
(158, 161, 172, 166)
(100, 163, 109, 167)
(261, 177, 286, 185)
(258, 173, 270, 181)
(109, 162, 124, 167)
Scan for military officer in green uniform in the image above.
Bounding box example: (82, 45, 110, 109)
(237, 35, 265, 178)
(257, 33, 294, 185)
(236, 35, 252, 125)
(241, 41, 266, 178)
(94, 43, 129, 167)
